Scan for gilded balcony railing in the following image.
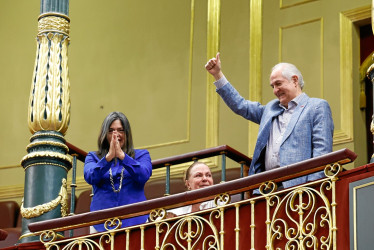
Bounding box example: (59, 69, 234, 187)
(25, 148, 357, 250)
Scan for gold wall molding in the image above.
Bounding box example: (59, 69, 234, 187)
(0, 164, 20, 170)
(248, 0, 263, 157)
(280, 0, 318, 9)
(279, 18, 324, 98)
(342, 5, 371, 23)
(0, 185, 24, 201)
(138, 138, 190, 150)
(336, 6, 371, 145)
(206, 0, 221, 149)
(338, 12, 354, 144)
(138, 0, 195, 150)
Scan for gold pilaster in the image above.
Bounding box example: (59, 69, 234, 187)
(249, 0, 263, 157)
(206, 0, 221, 149)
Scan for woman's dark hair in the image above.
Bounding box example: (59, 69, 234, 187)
(96, 111, 135, 158)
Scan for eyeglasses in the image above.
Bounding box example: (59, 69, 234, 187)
(108, 128, 125, 134)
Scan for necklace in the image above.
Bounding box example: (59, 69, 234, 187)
(109, 166, 125, 193)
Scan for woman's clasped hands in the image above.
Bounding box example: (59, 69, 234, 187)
(105, 120, 125, 161)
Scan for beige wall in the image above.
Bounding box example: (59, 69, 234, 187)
(0, 0, 372, 202)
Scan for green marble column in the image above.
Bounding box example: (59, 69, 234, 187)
(19, 0, 72, 243)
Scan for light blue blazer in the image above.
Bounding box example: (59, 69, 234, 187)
(217, 82, 334, 188)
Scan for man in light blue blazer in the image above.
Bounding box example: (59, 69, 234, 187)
(205, 53, 334, 188)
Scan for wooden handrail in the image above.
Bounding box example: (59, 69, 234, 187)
(65, 142, 252, 167)
(28, 148, 357, 233)
(151, 145, 251, 168)
(65, 141, 87, 163)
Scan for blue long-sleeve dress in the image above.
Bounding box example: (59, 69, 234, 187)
(84, 149, 152, 232)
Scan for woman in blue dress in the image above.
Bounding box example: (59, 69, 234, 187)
(84, 111, 152, 232)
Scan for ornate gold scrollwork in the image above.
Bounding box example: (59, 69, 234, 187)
(99, 233, 115, 249)
(259, 181, 278, 195)
(156, 220, 170, 235)
(324, 163, 343, 180)
(40, 230, 65, 246)
(214, 192, 231, 206)
(267, 186, 333, 249)
(160, 215, 220, 249)
(149, 208, 167, 222)
(21, 151, 72, 166)
(46, 237, 105, 250)
(21, 178, 68, 219)
(40, 230, 58, 244)
(104, 217, 122, 231)
(154, 221, 171, 250)
(26, 141, 69, 153)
